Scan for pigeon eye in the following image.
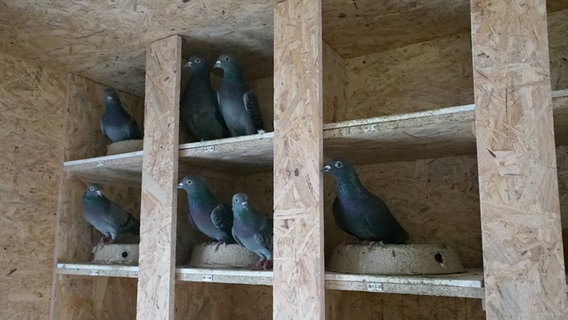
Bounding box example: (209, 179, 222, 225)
(195, 58, 201, 63)
(224, 56, 229, 61)
(89, 186, 95, 191)
(334, 161, 343, 168)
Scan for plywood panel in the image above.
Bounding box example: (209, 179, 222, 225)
(175, 283, 231, 320)
(471, 0, 567, 318)
(273, 0, 325, 319)
(0, 53, 65, 320)
(322, 41, 346, 123)
(549, 9, 568, 91)
(137, 35, 181, 320)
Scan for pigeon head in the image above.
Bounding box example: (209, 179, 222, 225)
(177, 176, 203, 191)
(84, 183, 103, 197)
(232, 193, 249, 207)
(184, 54, 208, 72)
(104, 88, 120, 103)
(322, 159, 358, 180)
(214, 54, 243, 76)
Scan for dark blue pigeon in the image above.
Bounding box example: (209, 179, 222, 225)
(100, 88, 142, 142)
(177, 176, 236, 248)
(214, 54, 264, 137)
(180, 54, 229, 141)
(322, 159, 409, 244)
(231, 193, 273, 270)
(82, 183, 140, 252)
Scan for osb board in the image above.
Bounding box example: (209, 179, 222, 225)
(549, 9, 568, 91)
(471, 0, 567, 318)
(0, 53, 65, 320)
(273, 0, 325, 319)
(51, 277, 137, 320)
(326, 290, 485, 320)
(174, 283, 272, 320)
(339, 11, 568, 122)
(555, 146, 568, 229)
(323, 155, 482, 269)
(322, 0, 471, 58)
(341, 33, 474, 121)
(64, 74, 144, 161)
(323, 41, 346, 123)
(137, 35, 181, 320)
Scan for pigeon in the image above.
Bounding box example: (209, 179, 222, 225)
(177, 176, 236, 248)
(231, 193, 273, 270)
(214, 54, 264, 137)
(100, 88, 142, 142)
(82, 183, 140, 252)
(180, 55, 229, 141)
(322, 159, 409, 244)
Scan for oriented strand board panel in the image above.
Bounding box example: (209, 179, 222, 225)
(0, 53, 65, 320)
(326, 291, 485, 320)
(471, 0, 567, 318)
(342, 33, 474, 121)
(51, 277, 137, 320)
(137, 35, 181, 320)
(273, 0, 325, 319)
(549, 9, 568, 91)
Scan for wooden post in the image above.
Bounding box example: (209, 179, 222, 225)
(471, 1, 567, 318)
(136, 35, 181, 320)
(273, 0, 325, 319)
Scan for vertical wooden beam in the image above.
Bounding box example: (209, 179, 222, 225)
(471, 1, 567, 318)
(273, 0, 325, 319)
(136, 35, 181, 320)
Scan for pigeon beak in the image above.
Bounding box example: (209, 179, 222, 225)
(321, 165, 331, 173)
(184, 60, 192, 68)
(177, 182, 183, 189)
(96, 190, 103, 196)
(214, 60, 221, 69)
(241, 201, 248, 206)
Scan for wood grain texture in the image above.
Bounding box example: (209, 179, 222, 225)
(136, 35, 181, 320)
(322, 42, 346, 123)
(273, 0, 325, 319)
(471, 0, 567, 318)
(0, 53, 65, 320)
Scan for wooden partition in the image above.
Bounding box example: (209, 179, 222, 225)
(471, 0, 567, 318)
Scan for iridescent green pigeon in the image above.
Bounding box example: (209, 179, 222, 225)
(322, 159, 409, 244)
(214, 54, 264, 137)
(177, 176, 236, 248)
(100, 88, 142, 142)
(82, 183, 140, 252)
(180, 54, 229, 141)
(231, 193, 273, 270)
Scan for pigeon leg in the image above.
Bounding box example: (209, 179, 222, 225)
(262, 260, 273, 270)
(250, 259, 265, 270)
(212, 241, 225, 251)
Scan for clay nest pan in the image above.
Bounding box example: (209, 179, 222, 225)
(106, 139, 143, 155)
(189, 243, 258, 268)
(93, 244, 139, 265)
(328, 243, 465, 275)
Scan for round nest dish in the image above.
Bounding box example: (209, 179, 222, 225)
(189, 243, 258, 268)
(328, 243, 465, 275)
(106, 139, 143, 155)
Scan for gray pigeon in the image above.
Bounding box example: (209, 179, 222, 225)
(231, 193, 273, 270)
(214, 54, 264, 137)
(177, 176, 236, 248)
(100, 88, 142, 142)
(180, 55, 229, 141)
(82, 183, 140, 252)
(322, 159, 409, 244)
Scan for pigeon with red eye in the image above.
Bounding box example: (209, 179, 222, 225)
(177, 176, 236, 248)
(180, 54, 229, 141)
(214, 54, 264, 137)
(100, 88, 142, 142)
(231, 193, 273, 270)
(82, 183, 140, 252)
(322, 159, 409, 244)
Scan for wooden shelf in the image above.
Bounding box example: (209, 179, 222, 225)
(325, 270, 484, 299)
(56, 263, 483, 298)
(62, 91, 568, 183)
